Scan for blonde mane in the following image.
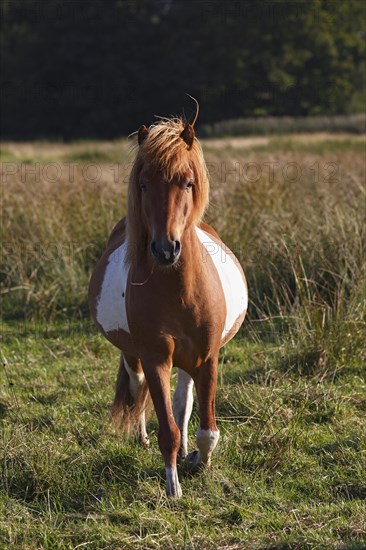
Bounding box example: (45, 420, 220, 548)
(127, 117, 209, 264)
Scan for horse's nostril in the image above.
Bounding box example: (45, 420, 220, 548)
(174, 240, 181, 257)
(151, 241, 158, 256)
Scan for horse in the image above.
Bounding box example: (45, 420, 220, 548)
(88, 103, 248, 498)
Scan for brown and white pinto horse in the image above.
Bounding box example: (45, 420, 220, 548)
(88, 108, 248, 498)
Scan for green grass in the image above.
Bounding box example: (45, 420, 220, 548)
(1, 132, 365, 548)
(1, 325, 365, 549)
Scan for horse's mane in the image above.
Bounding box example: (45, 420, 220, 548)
(126, 117, 209, 264)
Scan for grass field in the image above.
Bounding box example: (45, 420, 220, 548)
(1, 133, 365, 549)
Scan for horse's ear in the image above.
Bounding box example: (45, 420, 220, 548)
(180, 123, 195, 150)
(138, 125, 149, 145)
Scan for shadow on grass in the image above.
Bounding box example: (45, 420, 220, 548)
(2, 447, 163, 512)
(309, 437, 361, 457)
(332, 483, 366, 501)
(276, 348, 327, 377)
(0, 400, 10, 419)
(221, 366, 267, 386)
(262, 544, 366, 550)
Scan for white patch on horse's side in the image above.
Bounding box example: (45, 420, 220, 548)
(196, 428, 220, 466)
(165, 466, 182, 498)
(96, 241, 130, 333)
(173, 369, 194, 457)
(195, 227, 248, 339)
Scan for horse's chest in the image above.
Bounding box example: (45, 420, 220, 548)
(95, 231, 248, 341)
(96, 242, 130, 333)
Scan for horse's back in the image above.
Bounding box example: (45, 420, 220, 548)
(107, 217, 127, 248)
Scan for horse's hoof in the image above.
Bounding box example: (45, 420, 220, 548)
(166, 485, 183, 499)
(165, 467, 182, 498)
(177, 448, 187, 466)
(140, 437, 150, 450)
(185, 450, 204, 473)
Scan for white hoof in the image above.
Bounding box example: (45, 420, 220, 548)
(165, 466, 182, 498)
(139, 435, 150, 449)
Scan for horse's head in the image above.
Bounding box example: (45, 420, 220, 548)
(128, 111, 209, 267)
(137, 163, 195, 266)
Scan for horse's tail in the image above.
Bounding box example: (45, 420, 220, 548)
(110, 353, 152, 436)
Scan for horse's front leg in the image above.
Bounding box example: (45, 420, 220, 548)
(187, 355, 220, 470)
(141, 352, 182, 498)
(173, 368, 194, 462)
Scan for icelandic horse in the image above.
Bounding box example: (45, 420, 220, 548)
(88, 101, 248, 497)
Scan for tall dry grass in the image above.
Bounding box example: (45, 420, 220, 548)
(203, 140, 365, 372)
(1, 136, 365, 371)
(1, 146, 130, 319)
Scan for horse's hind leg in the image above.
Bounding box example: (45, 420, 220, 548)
(111, 353, 150, 447)
(173, 369, 194, 461)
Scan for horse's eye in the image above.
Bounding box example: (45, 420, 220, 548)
(186, 180, 193, 191)
(140, 181, 147, 192)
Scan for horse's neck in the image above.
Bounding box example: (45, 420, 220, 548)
(180, 224, 202, 269)
(172, 224, 207, 293)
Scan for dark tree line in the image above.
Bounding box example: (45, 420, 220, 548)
(0, 0, 365, 139)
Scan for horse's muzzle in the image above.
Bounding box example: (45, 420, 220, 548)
(151, 239, 181, 266)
